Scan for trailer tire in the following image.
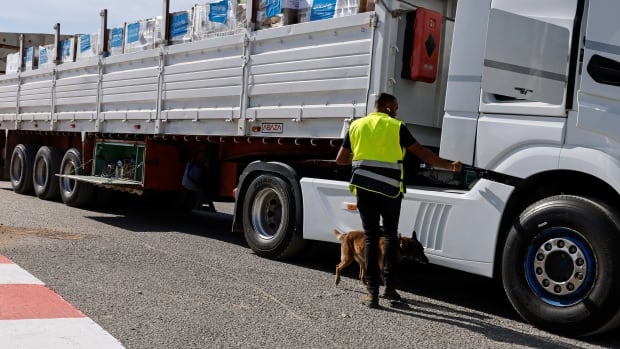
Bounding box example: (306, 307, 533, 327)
(59, 148, 94, 207)
(242, 174, 305, 259)
(33, 146, 63, 200)
(10, 144, 37, 194)
(502, 195, 620, 337)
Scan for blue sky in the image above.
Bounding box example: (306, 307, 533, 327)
(0, 1, 200, 34)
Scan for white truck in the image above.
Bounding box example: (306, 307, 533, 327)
(1, 0, 619, 337)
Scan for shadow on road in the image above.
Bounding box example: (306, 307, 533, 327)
(81, 194, 619, 347)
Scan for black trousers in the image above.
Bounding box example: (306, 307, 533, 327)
(356, 188, 402, 295)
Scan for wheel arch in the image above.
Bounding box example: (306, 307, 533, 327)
(232, 161, 302, 234)
(493, 169, 620, 279)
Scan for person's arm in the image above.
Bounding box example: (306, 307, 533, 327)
(406, 142, 463, 172)
(336, 132, 353, 165)
(336, 147, 352, 165)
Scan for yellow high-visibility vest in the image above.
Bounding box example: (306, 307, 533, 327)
(348, 112, 405, 197)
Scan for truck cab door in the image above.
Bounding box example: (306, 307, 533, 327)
(576, 0, 620, 142)
(480, 0, 578, 111)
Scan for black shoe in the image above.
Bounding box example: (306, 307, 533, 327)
(363, 293, 379, 309)
(382, 287, 402, 302)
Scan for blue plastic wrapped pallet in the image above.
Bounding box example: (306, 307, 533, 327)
(60, 37, 76, 63)
(108, 27, 124, 56)
(297, 0, 360, 23)
(255, 0, 298, 29)
(77, 33, 99, 60)
(170, 10, 193, 44)
(193, 0, 244, 40)
(38, 44, 56, 68)
(124, 17, 162, 53)
(25, 46, 38, 70)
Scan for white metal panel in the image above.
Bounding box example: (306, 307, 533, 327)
(482, 9, 570, 105)
(576, 0, 620, 143)
(55, 65, 99, 116)
(247, 14, 372, 133)
(444, 0, 489, 114)
(559, 138, 620, 197)
(17, 73, 52, 114)
(162, 34, 245, 124)
(439, 0, 489, 163)
(476, 114, 564, 172)
(439, 111, 477, 165)
(301, 177, 514, 277)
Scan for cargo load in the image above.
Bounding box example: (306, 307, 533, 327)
(24, 46, 38, 70)
(38, 44, 56, 68)
(124, 17, 162, 53)
(108, 27, 125, 56)
(77, 33, 100, 60)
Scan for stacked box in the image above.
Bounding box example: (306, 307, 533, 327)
(5, 52, 21, 74)
(124, 17, 162, 53)
(299, 0, 360, 23)
(298, 0, 312, 23)
(38, 44, 56, 68)
(255, 0, 298, 29)
(170, 10, 193, 44)
(193, 0, 242, 40)
(237, 0, 248, 28)
(77, 32, 100, 60)
(61, 37, 77, 63)
(308, 0, 335, 21)
(25, 46, 38, 70)
(334, 0, 359, 18)
(108, 27, 125, 56)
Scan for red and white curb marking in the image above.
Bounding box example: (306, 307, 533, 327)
(0, 255, 124, 348)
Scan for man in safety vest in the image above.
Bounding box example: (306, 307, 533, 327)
(336, 92, 462, 308)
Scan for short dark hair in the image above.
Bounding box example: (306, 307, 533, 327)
(375, 93, 397, 109)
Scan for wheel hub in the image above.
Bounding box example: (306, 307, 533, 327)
(531, 237, 588, 296)
(251, 188, 283, 240)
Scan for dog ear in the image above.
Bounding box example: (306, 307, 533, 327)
(411, 230, 419, 240)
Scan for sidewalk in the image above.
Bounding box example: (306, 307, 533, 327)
(0, 255, 124, 348)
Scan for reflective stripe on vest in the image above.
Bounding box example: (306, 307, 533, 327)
(348, 113, 404, 198)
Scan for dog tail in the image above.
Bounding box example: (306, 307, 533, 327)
(333, 229, 346, 241)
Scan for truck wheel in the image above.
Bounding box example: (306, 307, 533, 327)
(242, 174, 305, 259)
(59, 148, 94, 207)
(33, 146, 63, 200)
(502, 195, 620, 336)
(10, 144, 36, 194)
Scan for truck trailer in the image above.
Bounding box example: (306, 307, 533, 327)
(2, 0, 620, 337)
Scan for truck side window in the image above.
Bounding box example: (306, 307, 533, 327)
(587, 54, 620, 87)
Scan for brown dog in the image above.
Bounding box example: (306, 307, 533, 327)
(334, 229, 429, 286)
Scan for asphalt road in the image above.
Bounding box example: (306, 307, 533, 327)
(0, 180, 618, 348)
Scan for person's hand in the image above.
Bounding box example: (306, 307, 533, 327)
(451, 161, 463, 172)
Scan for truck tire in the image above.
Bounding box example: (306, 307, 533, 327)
(10, 144, 36, 194)
(242, 174, 305, 259)
(59, 148, 94, 207)
(33, 146, 63, 200)
(502, 195, 620, 337)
